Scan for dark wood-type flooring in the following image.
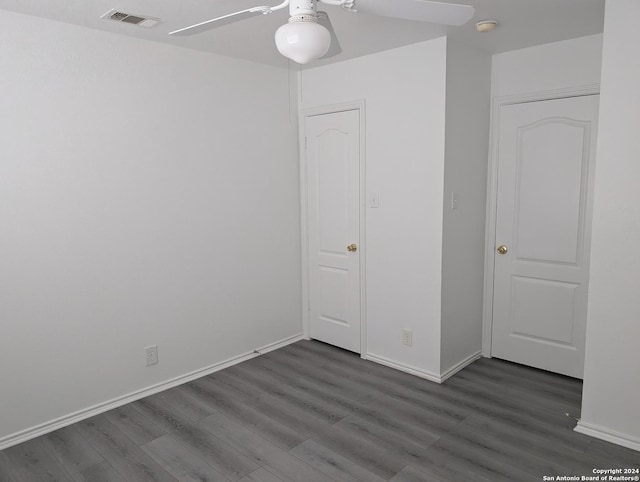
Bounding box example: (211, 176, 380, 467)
(1, 340, 639, 481)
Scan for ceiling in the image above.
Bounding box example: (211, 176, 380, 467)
(0, 0, 604, 69)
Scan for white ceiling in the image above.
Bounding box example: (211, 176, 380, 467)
(0, 0, 604, 69)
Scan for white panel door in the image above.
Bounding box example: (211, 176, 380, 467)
(305, 109, 361, 353)
(492, 95, 599, 378)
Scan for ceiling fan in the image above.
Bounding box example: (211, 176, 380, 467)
(169, 0, 475, 65)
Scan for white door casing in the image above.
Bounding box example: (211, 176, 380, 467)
(304, 108, 362, 353)
(491, 95, 599, 378)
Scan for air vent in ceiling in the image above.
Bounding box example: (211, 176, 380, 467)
(101, 9, 162, 28)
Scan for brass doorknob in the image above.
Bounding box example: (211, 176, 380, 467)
(497, 245, 508, 255)
(347, 243, 358, 252)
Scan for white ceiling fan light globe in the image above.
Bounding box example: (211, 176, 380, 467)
(274, 17, 331, 64)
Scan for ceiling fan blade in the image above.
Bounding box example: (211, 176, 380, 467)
(352, 0, 474, 26)
(169, 7, 270, 36)
(317, 12, 342, 59)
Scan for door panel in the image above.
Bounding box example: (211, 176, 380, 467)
(305, 109, 361, 353)
(318, 266, 350, 324)
(510, 276, 578, 344)
(514, 120, 587, 264)
(492, 95, 599, 378)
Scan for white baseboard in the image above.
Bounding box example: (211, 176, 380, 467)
(0, 333, 303, 451)
(575, 420, 640, 452)
(440, 351, 482, 383)
(364, 351, 482, 385)
(364, 353, 442, 383)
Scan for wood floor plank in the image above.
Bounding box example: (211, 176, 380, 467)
(141, 435, 229, 482)
(228, 363, 350, 424)
(133, 396, 258, 481)
(104, 404, 167, 446)
(76, 414, 177, 482)
(255, 355, 377, 408)
(378, 383, 471, 424)
(310, 424, 407, 479)
(334, 415, 436, 462)
(207, 371, 336, 438)
(285, 350, 390, 400)
(193, 373, 325, 438)
(40, 425, 104, 481)
(77, 461, 126, 482)
(238, 468, 284, 482)
(441, 421, 575, 479)
(449, 369, 579, 418)
(198, 372, 258, 402)
(461, 413, 591, 468)
(182, 377, 306, 450)
(1, 437, 75, 482)
(0, 450, 17, 482)
(398, 447, 479, 482)
(144, 386, 214, 423)
(425, 437, 538, 482)
(331, 415, 477, 482)
(343, 402, 442, 448)
(475, 356, 583, 394)
(290, 438, 387, 482)
(368, 393, 462, 441)
(234, 358, 370, 417)
(389, 465, 444, 482)
(271, 343, 325, 367)
(583, 439, 640, 470)
(201, 413, 333, 482)
(464, 359, 582, 404)
(261, 350, 378, 404)
(445, 383, 588, 448)
(284, 341, 372, 371)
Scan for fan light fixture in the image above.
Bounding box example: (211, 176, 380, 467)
(169, 0, 476, 65)
(275, 15, 331, 64)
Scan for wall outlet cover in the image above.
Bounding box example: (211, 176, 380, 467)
(145, 345, 159, 366)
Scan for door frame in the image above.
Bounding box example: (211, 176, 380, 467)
(481, 84, 600, 357)
(299, 100, 367, 355)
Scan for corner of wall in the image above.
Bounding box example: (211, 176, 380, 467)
(578, 0, 640, 452)
(440, 43, 492, 376)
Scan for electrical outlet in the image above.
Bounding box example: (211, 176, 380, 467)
(402, 329, 413, 347)
(145, 345, 158, 366)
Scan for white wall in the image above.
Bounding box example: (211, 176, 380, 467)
(491, 34, 603, 98)
(0, 10, 301, 446)
(440, 45, 491, 374)
(300, 38, 448, 377)
(577, 0, 640, 452)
